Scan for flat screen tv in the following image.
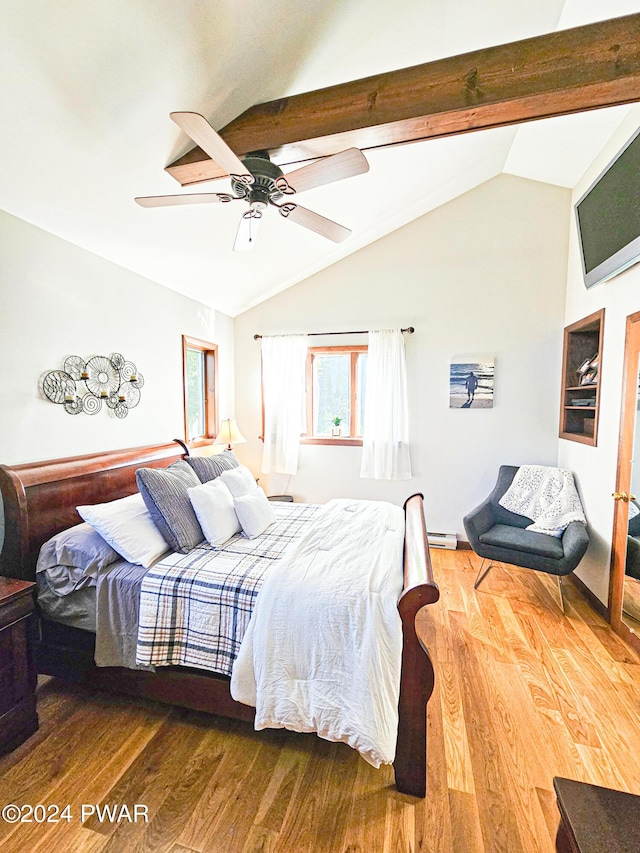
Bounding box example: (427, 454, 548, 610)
(575, 126, 640, 289)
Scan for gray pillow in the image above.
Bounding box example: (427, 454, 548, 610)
(136, 460, 203, 553)
(36, 522, 119, 577)
(185, 449, 240, 484)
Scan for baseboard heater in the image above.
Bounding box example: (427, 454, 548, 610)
(427, 531, 457, 550)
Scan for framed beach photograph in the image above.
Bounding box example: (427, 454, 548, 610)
(450, 355, 494, 408)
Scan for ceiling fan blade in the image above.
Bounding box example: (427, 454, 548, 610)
(135, 193, 237, 207)
(281, 148, 369, 195)
(277, 203, 351, 243)
(170, 112, 253, 182)
(233, 212, 262, 252)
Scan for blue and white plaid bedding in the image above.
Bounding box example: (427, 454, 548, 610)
(136, 502, 322, 675)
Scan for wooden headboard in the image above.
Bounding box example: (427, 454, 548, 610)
(0, 442, 185, 582)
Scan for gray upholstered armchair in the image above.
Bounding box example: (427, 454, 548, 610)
(463, 465, 589, 611)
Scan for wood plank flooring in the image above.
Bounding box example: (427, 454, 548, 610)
(1, 550, 640, 852)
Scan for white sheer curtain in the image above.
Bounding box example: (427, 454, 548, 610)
(360, 329, 412, 480)
(261, 334, 308, 475)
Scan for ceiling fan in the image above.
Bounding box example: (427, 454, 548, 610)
(135, 112, 369, 251)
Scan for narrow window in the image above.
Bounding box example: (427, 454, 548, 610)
(182, 336, 218, 443)
(304, 345, 367, 444)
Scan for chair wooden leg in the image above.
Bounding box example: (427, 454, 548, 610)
(474, 558, 493, 590)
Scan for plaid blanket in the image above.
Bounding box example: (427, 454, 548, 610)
(136, 502, 322, 675)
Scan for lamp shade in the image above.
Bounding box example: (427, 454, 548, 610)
(214, 418, 246, 449)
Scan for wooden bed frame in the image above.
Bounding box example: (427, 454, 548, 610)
(0, 441, 440, 797)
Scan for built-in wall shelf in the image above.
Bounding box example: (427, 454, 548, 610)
(559, 309, 604, 446)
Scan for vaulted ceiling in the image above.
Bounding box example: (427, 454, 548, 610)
(1, 1, 638, 316)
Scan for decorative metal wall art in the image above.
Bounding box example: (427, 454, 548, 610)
(42, 353, 144, 418)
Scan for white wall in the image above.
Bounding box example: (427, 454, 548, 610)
(234, 174, 571, 539)
(0, 210, 234, 544)
(559, 106, 640, 605)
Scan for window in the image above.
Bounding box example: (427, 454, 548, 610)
(304, 346, 367, 445)
(182, 336, 218, 444)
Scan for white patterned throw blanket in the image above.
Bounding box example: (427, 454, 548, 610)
(231, 499, 405, 768)
(499, 465, 587, 537)
(136, 502, 322, 674)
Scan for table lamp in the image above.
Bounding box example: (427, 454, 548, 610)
(214, 418, 246, 451)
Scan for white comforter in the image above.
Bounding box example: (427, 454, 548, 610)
(230, 498, 405, 767)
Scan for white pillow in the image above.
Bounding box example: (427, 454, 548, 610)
(76, 493, 169, 568)
(220, 464, 258, 498)
(234, 488, 277, 539)
(187, 478, 241, 547)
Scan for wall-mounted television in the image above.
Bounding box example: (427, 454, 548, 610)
(575, 126, 640, 289)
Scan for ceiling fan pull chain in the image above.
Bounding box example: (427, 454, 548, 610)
(247, 208, 262, 245)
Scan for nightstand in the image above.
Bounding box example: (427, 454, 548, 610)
(0, 578, 38, 754)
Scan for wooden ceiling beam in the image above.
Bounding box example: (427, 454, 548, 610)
(166, 13, 640, 186)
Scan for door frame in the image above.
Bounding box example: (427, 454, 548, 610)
(609, 309, 640, 653)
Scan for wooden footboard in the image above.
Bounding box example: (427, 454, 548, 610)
(396, 494, 440, 797)
(0, 445, 439, 798)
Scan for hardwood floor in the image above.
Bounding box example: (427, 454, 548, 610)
(1, 550, 640, 852)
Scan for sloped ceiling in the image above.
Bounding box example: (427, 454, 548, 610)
(0, 0, 637, 316)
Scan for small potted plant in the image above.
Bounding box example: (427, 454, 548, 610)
(331, 416, 342, 437)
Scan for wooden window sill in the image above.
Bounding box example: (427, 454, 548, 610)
(300, 437, 363, 447)
(186, 438, 215, 449)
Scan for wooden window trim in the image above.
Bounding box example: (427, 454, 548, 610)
(300, 437, 363, 447)
(182, 335, 218, 445)
(304, 345, 367, 445)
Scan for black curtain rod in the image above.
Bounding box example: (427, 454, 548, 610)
(253, 327, 414, 340)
